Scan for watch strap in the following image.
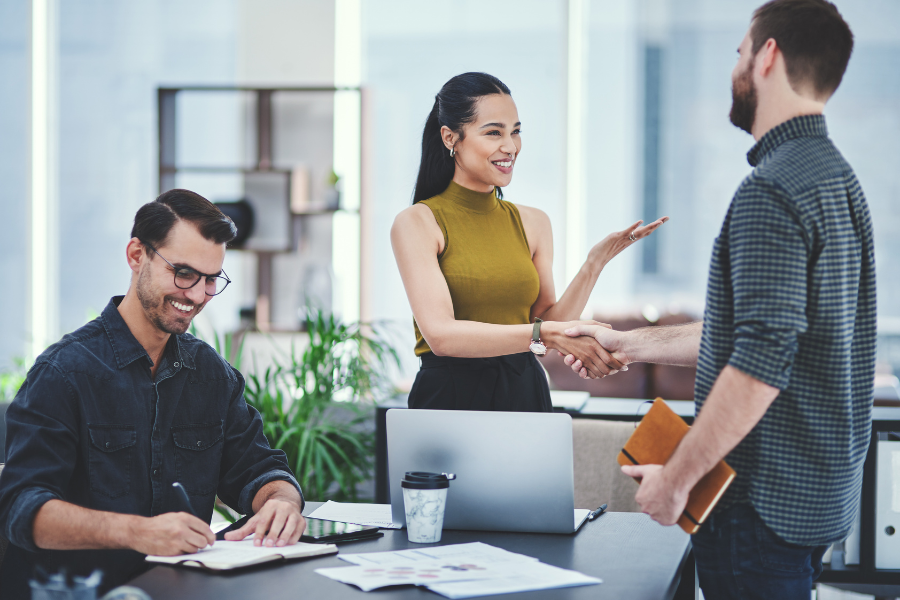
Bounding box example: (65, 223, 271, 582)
(532, 318, 543, 343)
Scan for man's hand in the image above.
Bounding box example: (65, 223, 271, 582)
(129, 512, 216, 556)
(620, 464, 690, 527)
(561, 322, 630, 379)
(224, 498, 306, 547)
(541, 321, 626, 379)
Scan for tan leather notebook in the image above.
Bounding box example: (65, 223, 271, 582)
(617, 398, 736, 534)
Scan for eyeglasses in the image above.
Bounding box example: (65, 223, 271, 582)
(143, 242, 231, 296)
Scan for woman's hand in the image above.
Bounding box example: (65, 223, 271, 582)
(587, 217, 669, 272)
(541, 321, 626, 379)
(561, 321, 631, 380)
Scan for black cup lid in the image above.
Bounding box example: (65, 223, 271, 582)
(401, 471, 456, 490)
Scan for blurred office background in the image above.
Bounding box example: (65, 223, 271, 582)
(1, 0, 899, 382)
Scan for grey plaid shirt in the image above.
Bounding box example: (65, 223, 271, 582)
(695, 115, 877, 545)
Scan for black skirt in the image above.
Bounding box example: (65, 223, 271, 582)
(408, 352, 552, 412)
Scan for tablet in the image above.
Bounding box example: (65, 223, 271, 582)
(301, 518, 381, 543)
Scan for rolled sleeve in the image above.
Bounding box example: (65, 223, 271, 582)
(727, 178, 809, 390)
(237, 470, 304, 516)
(0, 362, 78, 551)
(3, 488, 60, 552)
(216, 368, 305, 516)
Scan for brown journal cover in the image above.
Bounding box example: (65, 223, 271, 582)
(617, 398, 736, 534)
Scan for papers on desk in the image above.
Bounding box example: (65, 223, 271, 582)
(427, 561, 602, 599)
(146, 538, 337, 571)
(308, 500, 401, 529)
(315, 542, 601, 598)
(550, 390, 590, 412)
(337, 542, 537, 567)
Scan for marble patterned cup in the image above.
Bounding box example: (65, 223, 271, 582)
(401, 472, 456, 544)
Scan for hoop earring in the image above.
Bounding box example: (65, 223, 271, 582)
(449, 147, 455, 158)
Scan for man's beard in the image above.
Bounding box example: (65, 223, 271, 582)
(729, 60, 757, 135)
(136, 266, 202, 335)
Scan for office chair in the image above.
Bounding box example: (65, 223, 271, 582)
(572, 419, 641, 513)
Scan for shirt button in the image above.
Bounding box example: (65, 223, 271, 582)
(153, 469, 158, 476)
(197, 441, 202, 447)
(105, 442, 110, 448)
(174, 362, 179, 367)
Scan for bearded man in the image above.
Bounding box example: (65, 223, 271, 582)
(0, 190, 306, 597)
(564, 0, 875, 597)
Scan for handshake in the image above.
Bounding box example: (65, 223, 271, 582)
(540, 321, 631, 380)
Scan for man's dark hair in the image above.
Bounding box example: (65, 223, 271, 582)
(751, 0, 853, 98)
(131, 189, 237, 249)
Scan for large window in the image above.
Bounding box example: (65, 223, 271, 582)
(0, 0, 29, 370)
(361, 0, 568, 374)
(5, 0, 900, 375)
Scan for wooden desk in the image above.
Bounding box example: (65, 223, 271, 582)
(128, 502, 691, 600)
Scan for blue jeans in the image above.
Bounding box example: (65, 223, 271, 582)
(692, 503, 829, 600)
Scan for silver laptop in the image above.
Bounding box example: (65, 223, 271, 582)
(387, 409, 591, 534)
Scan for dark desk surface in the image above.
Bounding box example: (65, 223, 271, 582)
(128, 502, 691, 600)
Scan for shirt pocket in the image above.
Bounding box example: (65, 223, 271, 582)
(87, 424, 137, 499)
(172, 422, 224, 496)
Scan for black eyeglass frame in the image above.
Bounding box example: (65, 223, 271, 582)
(142, 242, 232, 296)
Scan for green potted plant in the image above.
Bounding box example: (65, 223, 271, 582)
(232, 309, 399, 502)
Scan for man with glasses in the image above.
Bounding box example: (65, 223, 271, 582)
(0, 189, 305, 595)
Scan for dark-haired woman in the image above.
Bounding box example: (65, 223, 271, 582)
(392, 72, 667, 412)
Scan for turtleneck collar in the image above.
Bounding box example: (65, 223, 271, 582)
(442, 180, 499, 214)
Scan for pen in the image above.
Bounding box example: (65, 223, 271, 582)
(588, 503, 608, 521)
(172, 482, 196, 517)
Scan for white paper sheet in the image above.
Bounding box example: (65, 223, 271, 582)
(317, 543, 600, 596)
(308, 500, 400, 529)
(427, 561, 602, 599)
(338, 542, 538, 567)
(316, 559, 495, 592)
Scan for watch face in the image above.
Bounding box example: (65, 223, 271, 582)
(529, 342, 547, 356)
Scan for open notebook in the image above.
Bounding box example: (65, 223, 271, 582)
(146, 538, 337, 571)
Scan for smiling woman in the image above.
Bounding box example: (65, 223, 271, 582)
(391, 72, 668, 412)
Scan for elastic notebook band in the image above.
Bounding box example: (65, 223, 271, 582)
(634, 400, 654, 428)
(621, 447, 639, 465)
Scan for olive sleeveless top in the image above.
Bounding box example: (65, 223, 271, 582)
(414, 181, 541, 356)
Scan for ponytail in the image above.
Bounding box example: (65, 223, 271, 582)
(412, 72, 512, 204)
(413, 99, 456, 203)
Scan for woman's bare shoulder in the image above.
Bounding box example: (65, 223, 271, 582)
(511, 203, 551, 229)
(393, 202, 438, 229)
(392, 203, 444, 255)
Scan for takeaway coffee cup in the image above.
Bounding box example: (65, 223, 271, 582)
(401, 471, 456, 543)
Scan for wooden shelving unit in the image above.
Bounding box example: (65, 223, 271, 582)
(157, 85, 363, 331)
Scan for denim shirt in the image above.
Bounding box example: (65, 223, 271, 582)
(0, 296, 301, 584)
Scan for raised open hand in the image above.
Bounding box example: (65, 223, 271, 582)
(588, 217, 669, 269)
